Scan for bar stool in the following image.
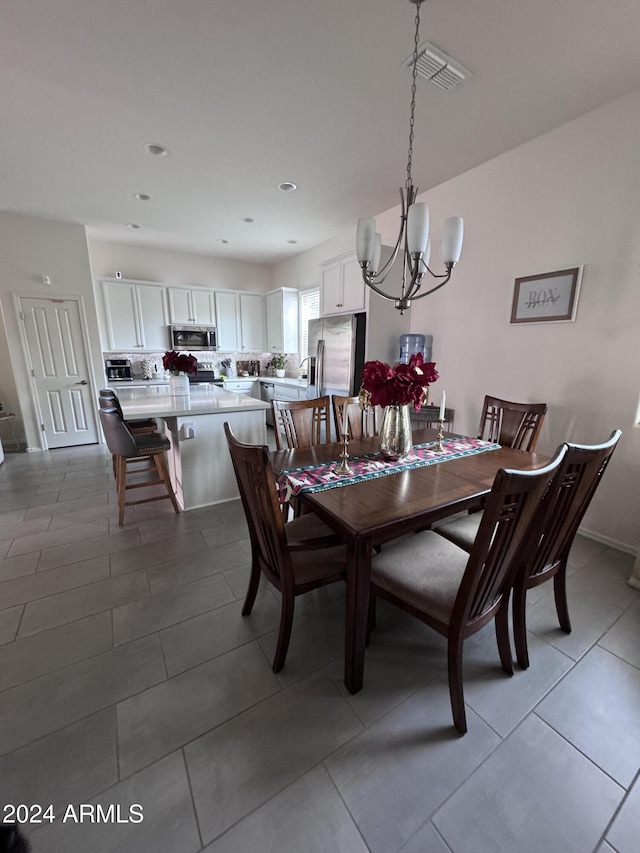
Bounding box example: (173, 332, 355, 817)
(98, 390, 157, 434)
(98, 407, 179, 525)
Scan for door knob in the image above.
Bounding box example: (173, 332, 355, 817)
(75, 379, 88, 385)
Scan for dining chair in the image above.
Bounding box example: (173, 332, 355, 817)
(271, 395, 332, 450)
(99, 407, 180, 525)
(368, 447, 566, 734)
(478, 395, 548, 451)
(435, 430, 622, 669)
(511, 429, 621, 668)
(99, 389, 157, 434)
(224, 423, 348, 672)
(332, 395, 380, 440)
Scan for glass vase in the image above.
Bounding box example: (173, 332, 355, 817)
(379, 404, 412, 460)
(169, 372, 190, 396)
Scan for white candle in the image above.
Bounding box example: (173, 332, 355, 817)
(439, 391, 446, 421)
(342, 402, 349, 438)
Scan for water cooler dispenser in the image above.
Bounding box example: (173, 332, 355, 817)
(399, 334, 433, 363)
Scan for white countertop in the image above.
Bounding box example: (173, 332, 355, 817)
(118, 384, 270, 418)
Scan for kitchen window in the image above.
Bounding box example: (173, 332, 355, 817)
(298, 288, 320, 360)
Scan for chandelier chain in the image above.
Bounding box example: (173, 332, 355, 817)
(406, 1, 421, 194)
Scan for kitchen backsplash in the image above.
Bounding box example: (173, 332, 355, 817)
(103, 351, 302, 379)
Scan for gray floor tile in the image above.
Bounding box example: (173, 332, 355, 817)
(201, 517, 251, 548)
(118, 641, 280, 778)
(0, 612, 112, 691)
(606, 777, 640, 853)
(259, 599, 346, 687)
(571, 547, 638, 609)
(161, 589, 281, 676)
(109, 531, 209, 576)
(25, 491, 110, 518)
(146, 542, 248, 594)
(113, 572, 235, 645)
(0, 709, 118, 812)
(536, 646, 640, 787)
(325, 681, 500, 853)
(326, 616, 447, 727)
(185, 670, 363, 844)
(28, 751, 201, 853)
(463, 630, 573, 736)
(0, 552, 40, 582)
(400, 821, 453, 853)
(0, 635, 165, 756)
(432, 715, 623, 853)
(568, 535, 609, 568)
(48, 503, 118, 529)
(599, 599, 640, 669)
(0, 604, 23, 644)
(37, 527, 142, 571)
(525, 582, 624, 661)
(222, 560, 267, 599)
(0, 515, 51, 542)
(201, 765, 368, 853)
(0, 554, 110, 609)
(6, 519, 110, 557)
(19, 570, 150, 637)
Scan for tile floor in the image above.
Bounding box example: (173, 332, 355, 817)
(0, 443, 638, 853)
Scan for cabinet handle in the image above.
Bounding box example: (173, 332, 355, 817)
(337, 303, 342, 307)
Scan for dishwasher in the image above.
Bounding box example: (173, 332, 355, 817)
(260, 382, 275, 427)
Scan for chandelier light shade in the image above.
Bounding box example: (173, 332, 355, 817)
(356, 0, 464, 314)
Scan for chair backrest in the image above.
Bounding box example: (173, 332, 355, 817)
(478, 395, 548, 451)
(99, 389, 124, 419)
(98, 407, 138, 457)
(332, 395, 380, 440)
(272, 395, 331, 450)
(224, 423, 293, 588)
(454, 446, 567, 626)
(527, 430, 621, 581)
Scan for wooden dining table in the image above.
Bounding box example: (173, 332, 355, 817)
(272, 427, 550, 695)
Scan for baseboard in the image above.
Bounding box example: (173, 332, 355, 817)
(577, 525, 637, 556)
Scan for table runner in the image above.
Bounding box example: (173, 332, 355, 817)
(276, 437, 501, 504)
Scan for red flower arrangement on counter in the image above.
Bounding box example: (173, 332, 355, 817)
(162, 350, 198, 376)
(359, 353, 439, 410)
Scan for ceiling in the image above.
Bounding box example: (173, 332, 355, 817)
(3, 0, 640, 265)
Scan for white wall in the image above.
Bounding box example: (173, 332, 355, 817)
(0, 213, 104, 450)
(88, 241, 274, 293)
(271, 90, 640, 552)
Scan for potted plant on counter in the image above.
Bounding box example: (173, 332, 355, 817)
(162, 350, 197, 396)
(269, 354, 287, 378)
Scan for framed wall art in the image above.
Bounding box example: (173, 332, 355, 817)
(510, 266, 583, 324)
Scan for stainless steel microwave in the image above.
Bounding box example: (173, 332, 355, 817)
(169, 325, 217, 351)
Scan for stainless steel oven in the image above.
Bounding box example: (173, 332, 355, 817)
(169, 325, 217, 351)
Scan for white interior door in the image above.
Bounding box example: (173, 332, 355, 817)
(21, 297, 99, 449)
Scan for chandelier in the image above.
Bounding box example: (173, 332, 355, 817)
(356, 0, 464, 314)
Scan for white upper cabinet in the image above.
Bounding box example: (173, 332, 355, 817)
(239, 293, 265, 352)
(102, 279, 169, 351)
(265, 288, 299, 353)
(319, 251, 366, 316)
(215, 291, 241, 351)
(167, 286, 216, 325)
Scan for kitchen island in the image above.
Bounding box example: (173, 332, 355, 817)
(117, 384, 269, 510)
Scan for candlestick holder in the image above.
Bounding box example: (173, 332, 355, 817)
(335, 432, 352, 475)
(434, 419, 446, 453)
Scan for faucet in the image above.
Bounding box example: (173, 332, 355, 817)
(298, 357, 310, 379)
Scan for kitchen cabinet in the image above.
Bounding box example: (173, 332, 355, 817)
(215, 291, 241, 351)
(265, 287, 298, 353)
(239, 293, 265, 351)
(319, 251, 366, 316)
(167, 286, 216, 325)
(102, 279, 169, 351)
(260, 378, 307, 426)
(223, 379, 259, 397)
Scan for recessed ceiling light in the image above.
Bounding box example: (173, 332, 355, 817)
(134, 193, 151, 201)
(144, 143, 169, 157)
(217, 239, 229, 244)
(286, 239, 298, 244)
(126, 223, 141, 229)
(278, 181, 297, 192)
(241, 217, 255, 223)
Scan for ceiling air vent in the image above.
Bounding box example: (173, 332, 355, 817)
(403, 41, 471, 92)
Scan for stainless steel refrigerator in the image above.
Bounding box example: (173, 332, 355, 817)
(306, 313, 366, 399)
